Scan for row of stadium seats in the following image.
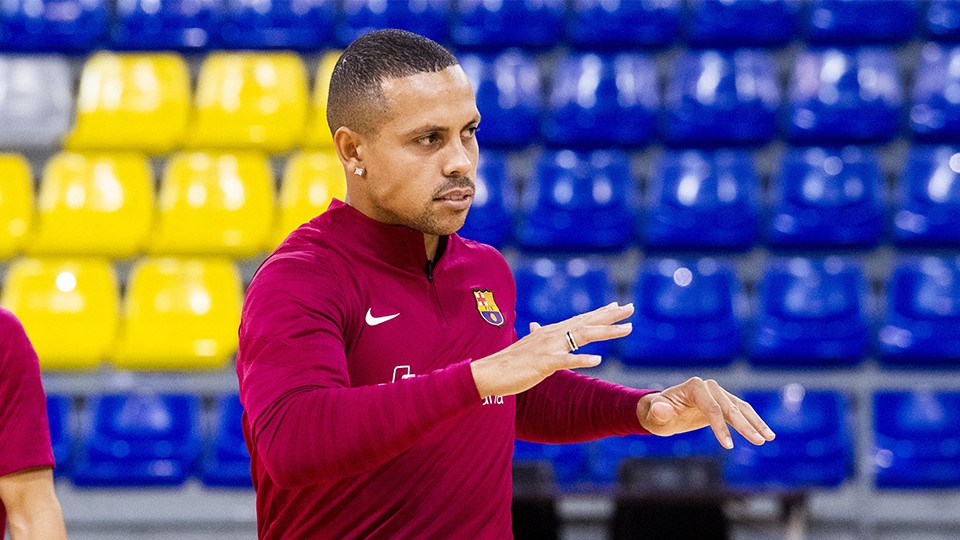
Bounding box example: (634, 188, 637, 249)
(4, 254, 960, 371)
(46, 387, 960, 489)
(7, 45, 960, 151)
(1, 0, 956, 53)
(4, 144, 960, 260)
(0, 151, 344, 259)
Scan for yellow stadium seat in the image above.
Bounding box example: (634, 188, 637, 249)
(187, 52, 308, 153)
(112, 257, 242, 370)
(0, 258, 119, 370)
(29, 152, 154, 258)
(273, 150, 345, 247)
(65, 52, 190, 154)
(0, 154, 33, 260)
(150, 152, 274, 257)
(302, 50, 341, 148)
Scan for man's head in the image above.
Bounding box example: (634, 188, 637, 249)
(328, 29, 481, 241)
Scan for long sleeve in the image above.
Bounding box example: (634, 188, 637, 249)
(237, 254, 482, 489)
(515, 369, 656, 443)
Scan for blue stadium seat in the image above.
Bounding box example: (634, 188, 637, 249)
(590, 430, 720, 485)
(46, 394, 71, 476)
(641, 150, 760, 252)
(73, 393, 201, 487)
(911, 44, 960, 140)
(111, 0, 220, 50)
(927, 0, 960, 41)
(567, 0, 681, 49)
(201, 393, 251, 488)
(750, 258, 869, 368)
(452, 0, 564, 49)
(767, 146, 885, 249)
(514, 439, 588, 488)
(874, 390, 960, 488)
(879, 256, 960, 368)
(725, 386, 853, 488)
(621, 258, 742, 368)
(787, 48, 902, 143)
(337, 0, 448, 46)
(460, 50, 541, 148)
(806, 0, 918, 44)
(457, 151, 512, 247)
(0, 0, 107, 51)
(892, 146, 960, 247)
(686, 0, 801, 47)
(543, 52, 657, 148)
(513, 256, 614, 356)
(219, 0, 334, 50)
(663, 49, 779, 146)
(516, 150, 638, 252)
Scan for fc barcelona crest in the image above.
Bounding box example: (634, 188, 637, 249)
(473, 289, 504, 327)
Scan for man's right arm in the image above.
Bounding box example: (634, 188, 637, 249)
(0, 468, 66, 540)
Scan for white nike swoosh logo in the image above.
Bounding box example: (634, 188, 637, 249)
(365, 308, 400, 326)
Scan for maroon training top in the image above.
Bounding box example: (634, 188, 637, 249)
(237, 199, 652, 539)
(0, 307, 55, 534)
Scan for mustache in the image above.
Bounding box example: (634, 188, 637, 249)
(432, 176, 475, 197)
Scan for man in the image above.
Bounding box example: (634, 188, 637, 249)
(0, 308, 67, 540)
(237, 29, 775, 538)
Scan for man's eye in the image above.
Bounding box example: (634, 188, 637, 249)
(464, 126, 478, 138)
(419, 134, 441, 145)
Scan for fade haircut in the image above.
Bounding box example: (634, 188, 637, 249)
(327, 29, 460, 138)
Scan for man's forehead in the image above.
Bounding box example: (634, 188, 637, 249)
(378, 66, 478, 127)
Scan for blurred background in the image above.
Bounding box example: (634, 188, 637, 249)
(2, 0, 960, 539)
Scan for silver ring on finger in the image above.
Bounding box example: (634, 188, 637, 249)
(564, 331, 579, 352)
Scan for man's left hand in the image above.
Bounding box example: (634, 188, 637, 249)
(637, 377, 776, 449)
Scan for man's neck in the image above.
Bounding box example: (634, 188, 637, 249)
(424, 234, 439, 261)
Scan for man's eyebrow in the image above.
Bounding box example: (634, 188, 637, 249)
(404, 117, 481, 138)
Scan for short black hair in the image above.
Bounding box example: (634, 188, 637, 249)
(327, 29, 460, 137)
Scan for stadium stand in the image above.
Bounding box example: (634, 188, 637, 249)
(461, 50, 542, 148)
(201, 393, 251, 488)
(337, 0, 449, 46)
(892, 145, 960, 246)
(685, 0, 800, 47)
(218, 0, 335, 51)
(0, 153, 33, 259)
(0, 0, 108, 52)
(110, 0, 220, 51)
(874, 390, 960, 488)
(0, 55, 72, 149)
(274, 149, 345, 247)
(567, 0, 681, 50)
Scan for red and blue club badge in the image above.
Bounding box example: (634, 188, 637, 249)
(473, 289, 504, 327)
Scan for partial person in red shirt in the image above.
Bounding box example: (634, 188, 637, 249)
(0, 308, 67, 540)
(237, 29, 776, 539)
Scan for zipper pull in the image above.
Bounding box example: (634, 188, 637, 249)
(425, 259, 435, 283)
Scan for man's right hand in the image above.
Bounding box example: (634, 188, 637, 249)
(470, 302, 634, 398)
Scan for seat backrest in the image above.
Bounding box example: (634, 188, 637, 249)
(337, 0, 449, 46)
(927, 0, 960, 41)
(686, 0, 800, 47)
(544, 52, 657, 147)
(635, 258, 737, 322)
(112, 257, 242, 369)
(787, 48, 901, 142)
(513, 257, 613, 328)
(568, 0, 680, 49)
(88, 393, 200, 459)
(759, 257, 866, 321)
(460, 50, 541, 147)
(111, 0, 220, 50)
(212, 393, 248, 460)
(806, 0, 917, 44)
(151, 151, 275, 257)
(302, 51, 341, 149)
(769, 146, 885, 247)
(219, 0, 334, 49)
(30, 152, 154, 258)
(0, 153, 33, 259)
(274, 150, 345, 247)
(0, 0, 107, 51)
(66, 52, 190, 153)
(452, 0, 565, 49)
(46, 394, 72, 469)
(643, 149, 759, 251)
(887, 256, 960, 322)
(893, 145, 960, 245)
(875, 390, 960, 440)
(0, 258, 119, 370)
(911, 44, 960, 139)
(187, 52, 308, 153)
(0, 55, 72, 149)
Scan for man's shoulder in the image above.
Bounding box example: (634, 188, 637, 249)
(0, 307, 27, 345)
(454, 236, 512, 272)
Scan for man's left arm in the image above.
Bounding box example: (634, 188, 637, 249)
(515, 324, 776, 449)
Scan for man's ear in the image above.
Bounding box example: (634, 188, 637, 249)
(334, 126, 365, 175)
